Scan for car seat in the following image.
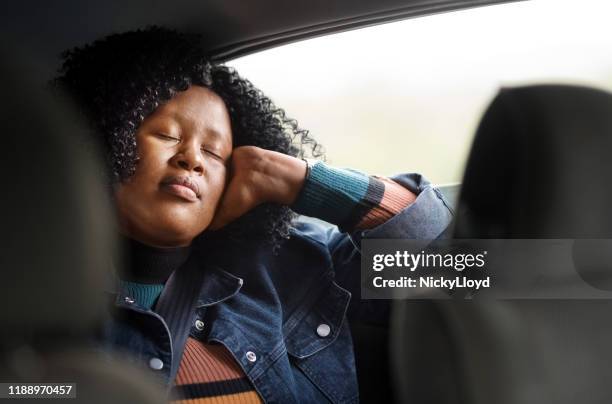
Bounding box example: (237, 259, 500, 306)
(0, 51, 166, 404)
(391, 85, 612, 404)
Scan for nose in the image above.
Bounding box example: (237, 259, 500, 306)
(170, 140, 204, 174)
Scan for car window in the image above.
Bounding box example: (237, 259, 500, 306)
(229, 0, 612, 185)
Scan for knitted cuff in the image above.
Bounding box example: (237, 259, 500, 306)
(291, 161, 372, 228)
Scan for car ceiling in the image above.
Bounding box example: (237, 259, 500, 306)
(3, 0, 520, 81)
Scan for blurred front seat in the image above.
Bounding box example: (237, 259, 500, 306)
(0, 51, 165, 404)
(391, 85, 612, 404)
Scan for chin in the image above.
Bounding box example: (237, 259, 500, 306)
(121, 203, 211, 247)
(153, 223, 200, 247)
(159, 218, 211, 246)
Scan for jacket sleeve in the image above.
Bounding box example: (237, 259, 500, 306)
(312, 173, 454, 324)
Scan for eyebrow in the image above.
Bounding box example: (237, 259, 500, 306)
(204, 128, 226, 142)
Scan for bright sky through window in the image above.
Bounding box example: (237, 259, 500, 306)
(230, 0, 612, 183)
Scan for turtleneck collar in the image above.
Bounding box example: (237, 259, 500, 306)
(118, 236, 192, 284)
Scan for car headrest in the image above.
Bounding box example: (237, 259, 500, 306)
(0, 52, 116, 342)
(454, 85, 612, 239)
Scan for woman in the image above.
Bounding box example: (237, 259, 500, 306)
(55, 26, 452, 403)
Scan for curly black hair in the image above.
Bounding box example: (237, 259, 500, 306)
(54, 26, 323, 247)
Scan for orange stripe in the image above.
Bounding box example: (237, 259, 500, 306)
(357, 177, 416, 229)
(171, 390, 262, 404)
(175, 338, 246, 385)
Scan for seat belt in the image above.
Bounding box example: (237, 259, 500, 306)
(154, 253, 207, 391)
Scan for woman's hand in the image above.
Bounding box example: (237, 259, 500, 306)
(208, 146, 307, 230)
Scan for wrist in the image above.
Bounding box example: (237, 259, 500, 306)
(259, 149, 307, 205)
(291, 161, 373, 229)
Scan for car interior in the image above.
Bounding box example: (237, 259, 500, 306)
(3, 0, 612, 402)
(0, 52, 166, 404)
(392, 84, 612, 404)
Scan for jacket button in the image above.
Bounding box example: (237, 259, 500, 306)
(124, 296, 135, 304)
(317, 323, 331, 337)
(194, 320, 205, 331)
(149, 357, 164, 370)
(245, 351, 257, 363)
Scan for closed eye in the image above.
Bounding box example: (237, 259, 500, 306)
(201, 147, 223, 160)
(157, 133, 180, 142)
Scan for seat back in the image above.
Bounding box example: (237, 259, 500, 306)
(392, 85, 612, 404)
(454, 85, 612, 238)
(0, 50, 164, 403)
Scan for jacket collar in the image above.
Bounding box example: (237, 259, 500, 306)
(104, 255, 243, 309)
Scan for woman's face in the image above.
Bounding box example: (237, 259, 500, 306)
(114, 85, 233, 247)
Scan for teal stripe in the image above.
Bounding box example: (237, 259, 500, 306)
(292, 161, 371, 229)
(119, 281, 164, 310)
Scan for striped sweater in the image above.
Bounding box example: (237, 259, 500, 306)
(119, 161, 416, 403)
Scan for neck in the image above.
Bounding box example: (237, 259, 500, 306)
(117, 235, 192, 284)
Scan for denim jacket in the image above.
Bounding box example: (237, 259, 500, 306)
(99, 173, 453, 403)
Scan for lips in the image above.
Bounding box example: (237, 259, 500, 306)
(160, 175, 201, 202)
